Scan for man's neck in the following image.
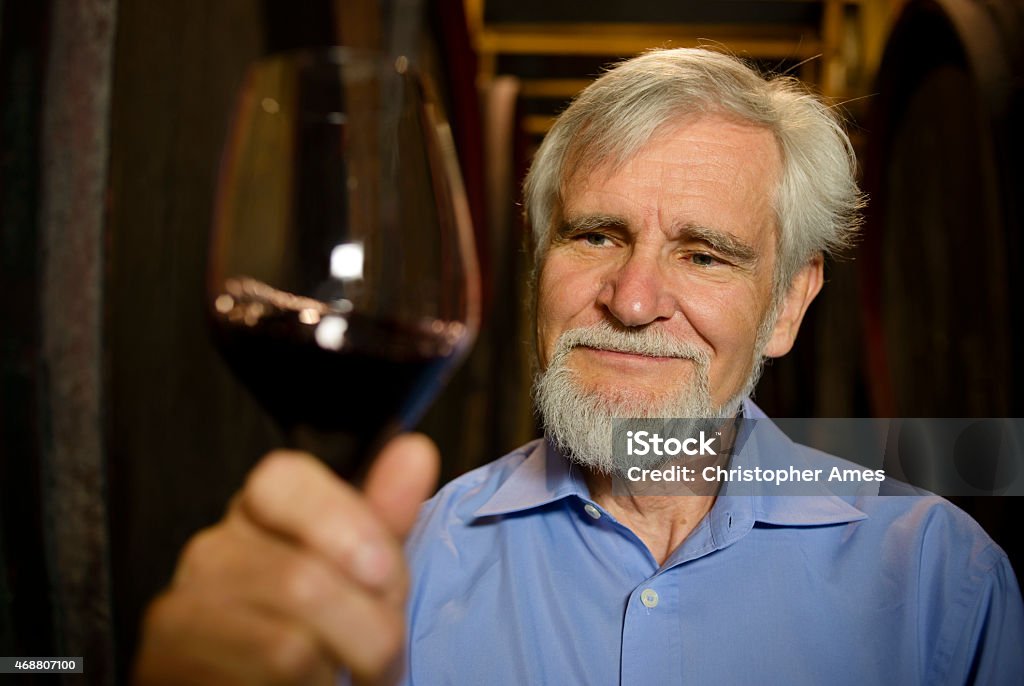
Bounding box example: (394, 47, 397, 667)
(585, 470, 718, 567)
(581, 414, 742, 566)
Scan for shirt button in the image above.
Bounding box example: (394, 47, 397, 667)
(641, 588, 659, 608)
(583, 503, 601, 520)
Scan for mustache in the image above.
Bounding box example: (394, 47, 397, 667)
(551, 321, 710, 365)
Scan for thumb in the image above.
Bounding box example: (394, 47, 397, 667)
(363, 433, 440, 538)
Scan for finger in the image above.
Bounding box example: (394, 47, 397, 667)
(363, 433, 440, 538)
(135, 592, 335, 686)
(238, 451, 400, 592)
(175, 521, 405, 681)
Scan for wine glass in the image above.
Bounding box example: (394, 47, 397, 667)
(207, 48, 480, 478)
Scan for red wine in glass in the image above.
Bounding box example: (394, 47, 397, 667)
(208, 49, 479, 477)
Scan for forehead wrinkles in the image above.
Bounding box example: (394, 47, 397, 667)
(562, 134, 781, 245)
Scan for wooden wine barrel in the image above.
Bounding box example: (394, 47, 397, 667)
(861, 0, 1024, 418)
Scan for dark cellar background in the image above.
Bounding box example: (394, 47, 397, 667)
(1, 0, 1022, 682)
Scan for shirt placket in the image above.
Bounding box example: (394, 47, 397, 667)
(613, 500, 754, 686)
(621, 570, 683, 685)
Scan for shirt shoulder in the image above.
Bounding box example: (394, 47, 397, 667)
(789, 437, 1012, 582)
(850, 488, 1009, 576)
(405, 439, 541, 560)
(844, 480, 1022, 683)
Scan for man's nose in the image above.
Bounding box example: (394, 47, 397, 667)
(596, 249, 677, 327)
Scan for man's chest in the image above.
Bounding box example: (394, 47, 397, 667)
(405, 515, 920, 685)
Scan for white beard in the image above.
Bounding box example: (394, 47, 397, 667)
(533, 319, 771, 475)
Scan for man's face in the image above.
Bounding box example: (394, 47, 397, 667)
(536, 113, 801, 414)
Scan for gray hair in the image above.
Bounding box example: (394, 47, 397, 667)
(523, 47, 864, 294)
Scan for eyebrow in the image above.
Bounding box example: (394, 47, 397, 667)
(675, 223, 759, 265)
(556, 214, 629, 236)
(558, 214, 760, 266)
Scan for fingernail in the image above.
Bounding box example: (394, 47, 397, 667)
(352, 544, 394, 588)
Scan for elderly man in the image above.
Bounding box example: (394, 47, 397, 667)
(136, 48, 1023, 684)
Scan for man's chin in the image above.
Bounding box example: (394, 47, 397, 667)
(575, 381, 677, 414)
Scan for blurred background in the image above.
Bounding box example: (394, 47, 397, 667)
(2, 0, 1022, 682)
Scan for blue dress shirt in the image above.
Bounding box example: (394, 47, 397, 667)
(403, 401, 1024, 684)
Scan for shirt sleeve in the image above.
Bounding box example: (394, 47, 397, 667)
(939, 548, 1024, 685)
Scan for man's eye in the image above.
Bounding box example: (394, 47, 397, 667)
(690, 253, 718, 267)
(581, 233, 611, 247)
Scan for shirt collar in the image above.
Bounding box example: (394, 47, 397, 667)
(473, 438, 589, 517)
(473, 398, 867, 528)
(732, 398, 867, 526)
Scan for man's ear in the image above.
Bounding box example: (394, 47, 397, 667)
(762, 256, 824, 358)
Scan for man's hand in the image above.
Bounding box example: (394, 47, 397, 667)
(133, 433, 440, 685)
